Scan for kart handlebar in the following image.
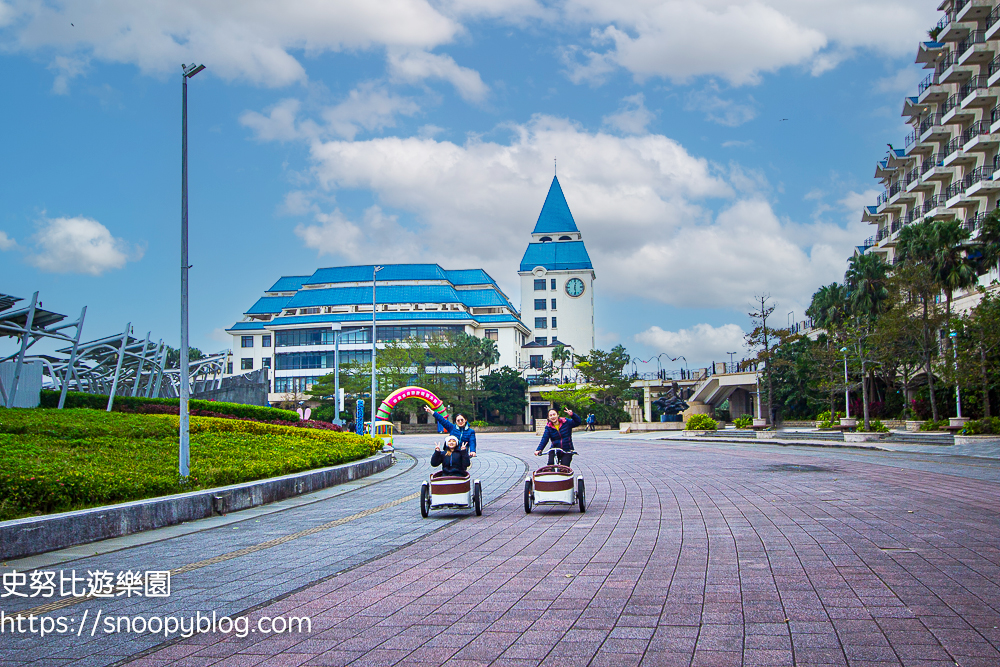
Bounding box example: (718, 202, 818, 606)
(543, 448, 577, 455)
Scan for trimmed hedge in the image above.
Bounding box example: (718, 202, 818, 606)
(0, 408, 380, 521)
(40, 390, 298, 423)
(686, 414, 718, 431)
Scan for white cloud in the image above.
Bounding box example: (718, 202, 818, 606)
(686, 84, 757, 126)
(47, 55, 88, 94)
(295, 205, 418, 260)
(322, 83, 421, 139)
(0, 230, 16, 251)
(387, 50, 489, 103)
(722, 140, 753, 148)
(874, 67, 924, 95)
(241, 85, 420, 142)
(4, 0, 459, 88)
(602, 93, 654, 134)
(276, 114, 856, 312)
(562, 0, 936, 86)
(26, 216, 143, 275)
(635, 323, 747, 364)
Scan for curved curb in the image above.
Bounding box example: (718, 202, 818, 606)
(0, 453, 393, 561)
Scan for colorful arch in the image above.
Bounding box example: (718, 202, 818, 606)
(376, 386, 449, 422)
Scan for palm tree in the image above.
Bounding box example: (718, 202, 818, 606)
(806, 283, 848, 330)
(845, 253, 890, 321)
(931, 220, 975, 324)
(551, 344, 573, 383)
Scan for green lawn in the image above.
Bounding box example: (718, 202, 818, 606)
(0, 408, 381, 521)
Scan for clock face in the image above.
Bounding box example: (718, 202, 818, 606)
(566, 278, 585, 297)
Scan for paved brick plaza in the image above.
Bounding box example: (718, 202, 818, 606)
(5, 434, 1000, 667)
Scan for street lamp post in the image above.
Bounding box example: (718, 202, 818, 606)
(840, 346, 850, 419)
(726, 351, 737, 371)
(370, 266, 384, 430)
(179, 62, 205, 478)
(949, 331, 962, 418)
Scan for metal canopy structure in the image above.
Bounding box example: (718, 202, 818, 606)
(0, 291, 86, 409)
(2, 290, 230, 410)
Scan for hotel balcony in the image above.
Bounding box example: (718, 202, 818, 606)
(921, 152, 956, 180)
(959, 75, 1000, 107)
(987, 5, 1000, 40)
(957, 0, 997, 26)
(918, 72, 949, 104)
(938, 53, 975, 83)
(956, 29, 993, 66)
(943, 135, 975, 165)
(965, 165, 1000, 195)
(937, 13, 977, 44)
(962, 119, 1000, 151)
(862, 205, 884, 224)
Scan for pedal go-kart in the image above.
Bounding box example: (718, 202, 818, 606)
(524, 448, 586, 513)
(420, 471, 483, 518)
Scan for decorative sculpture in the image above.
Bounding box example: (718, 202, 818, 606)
(653, 382, 689, 420)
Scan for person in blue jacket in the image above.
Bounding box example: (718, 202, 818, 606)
(424, 405, 478, 457)
(535, 408, 581, 466)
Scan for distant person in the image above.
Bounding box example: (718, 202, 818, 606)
(424, 406, 478, 456)
(431, 436, 470, 476)
(586, 413, 596, 431)
(535, 408, 581, 466)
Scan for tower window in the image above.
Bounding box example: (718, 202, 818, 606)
(262, 335, 271, 347)
(534, 299, 547, 310)
(534, 279, 546, 290)
(550, 279, 556, 290)
(551, 317, 558, 328)
(559, 235, 572, 240)
(534, 317, 547, 329)
(539, 236, 552, 242)
(241, 336, 254, 348)
(551, 298, 557, 310)
(535, 337, 548, 346)
(485, 329, 498, 341)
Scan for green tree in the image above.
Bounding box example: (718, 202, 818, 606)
(480, 366, 527, 423)
(845, 253, 890, 320)
(164, 345, 205, 368)
(551, 344, 573, 382)
(573, 345, 631, 405)
(806, 282, 848, 330)
(745, 294, 799, 424)
(952, 291, 1000, 418)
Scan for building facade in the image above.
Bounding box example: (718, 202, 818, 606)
(518, 176, 596, 378)
(863, 0, 1000, 310)
(226, 265, 529, 403)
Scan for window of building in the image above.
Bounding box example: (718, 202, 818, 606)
(550, 279, 556, 290)
(276, 327, 370, 347)
(376, 325, 463, 342)
(300, 307, 321, 315)
(262, 335, 271, 347)
(533, 279, 546, 290)
(534, 299, 547, 310)
(241, 336, 254, 348)
(530, 355, 544, 369)
(262, 358, 271, 368)
(227, 362, 233, 374)
(274, 376, 320, 394)
(485, 329, 499, 341)
(275, 349, 372, 370)
(241, 358, 253, 370)
(551, 298, 557, 310)
(535, 337, 548, 346)
(534, 317, 547, 329)
(551, 317, 557, 328)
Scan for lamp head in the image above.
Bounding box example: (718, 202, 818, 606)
(183, 63, 206, 78)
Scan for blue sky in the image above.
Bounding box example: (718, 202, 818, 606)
(0, 0, 938, 370)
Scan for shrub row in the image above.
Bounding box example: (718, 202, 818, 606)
(0, 409, 380, 521)
(40, 390, 298, 423)
(959, 417, 1000, 435)
(686, 414, 718, 431)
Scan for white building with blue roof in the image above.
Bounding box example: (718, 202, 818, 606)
(518, 175, 595, 373)
(226, 176, 595, 402)
(227, 264, 530, 401)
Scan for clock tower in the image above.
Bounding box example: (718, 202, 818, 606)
(518, 176, 596, 369)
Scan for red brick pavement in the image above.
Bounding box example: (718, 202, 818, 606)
(128, 437, 1000, 667)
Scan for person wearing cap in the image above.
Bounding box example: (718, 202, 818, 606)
(424, 405, 478, 456)
(430, 435, 470, 475)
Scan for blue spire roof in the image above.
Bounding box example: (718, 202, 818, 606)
(532, 176, 579, 234)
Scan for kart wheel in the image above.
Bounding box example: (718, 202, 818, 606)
(577, 478, 586, 513)
(524, 480, 533, 514)
(474, 481, 482, 516)
(420, 484, 430, 518)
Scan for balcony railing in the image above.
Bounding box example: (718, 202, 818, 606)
(920, 112, 947, 133)
(876, 227, 890, 241)
(919, 72, 937, 95)
(898, 214, 912, 229)
(992, 104, 1000, 124)
(955, 0, 969, 12)
(936, 14, 951, 32)
(905, 129, 917, 148)
(964, 212, 986, 232)
(904, 168, 919, 185)
(923, 195, 942, 213)
(940, 95, 959, 116)
(862, 236, 876, 250)
(967, 165, 995, 185)
(936, 52, 959, 77)
(922, 152, 946, 174)
(877, 190, 889, 206)
(960, 75, 990, 99)
(958, 30, 986, 56)
(990, 54, 1000, 78)
(945, 136, 962, 157)
(989, 6, 1000, 30)
(888, 181, 902, 198)
(963, 120, 993, 143)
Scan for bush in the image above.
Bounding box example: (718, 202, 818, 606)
(816, 410, 844, 422)
(858, 419, 889, 433)
(686, 414, 718, 431)
(733, 415, 753, 429)
(0, 408, 379, 521)
(959, 417, 1000, 435)
(920, 419, 949, 431)
(470, 420, 489, 428)
(39, 390, 299, 423)
(817, 420, 837, 429)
